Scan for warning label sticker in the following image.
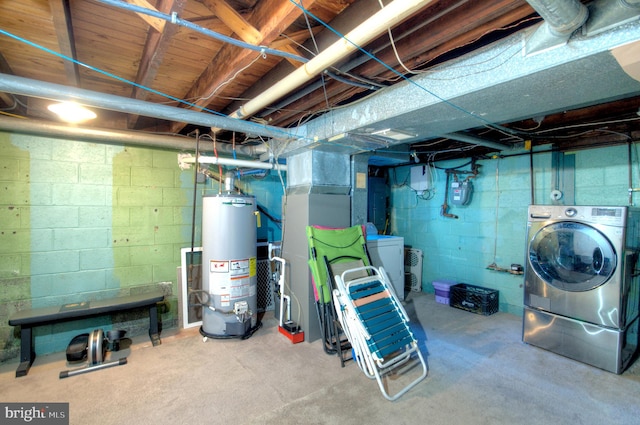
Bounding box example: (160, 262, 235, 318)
(210, 260, 228, 273)
(229, 259, 250, 279)
(209, 257, 256, 297)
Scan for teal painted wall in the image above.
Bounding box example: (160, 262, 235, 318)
(390, 144, 635, 316)
(0, 133, 284, 360)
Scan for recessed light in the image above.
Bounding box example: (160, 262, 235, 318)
(47, 101, 97, 123)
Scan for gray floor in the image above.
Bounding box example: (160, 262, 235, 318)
(2, 292, 640, 425)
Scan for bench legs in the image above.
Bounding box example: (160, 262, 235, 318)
(16, 326, 35, 378)
(149, 304, 161, 346)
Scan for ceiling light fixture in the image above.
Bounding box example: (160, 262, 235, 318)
(47, 101, 97, 123)
(370, 128, 417, 141)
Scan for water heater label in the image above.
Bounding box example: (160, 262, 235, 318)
(210, 260, 229, 272)
(230, 259, 250, 279)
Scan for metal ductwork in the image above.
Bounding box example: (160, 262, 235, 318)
(527, 0, 589, 36)
(294, 19, 640, 158)
(584, 0, 640, 36)
(525, 0, 589, 54)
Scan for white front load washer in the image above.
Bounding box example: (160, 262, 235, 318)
(523, 205, 640, 373)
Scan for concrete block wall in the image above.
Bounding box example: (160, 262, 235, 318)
(0, 132, 284, 361)
(390, 144, 634, 315)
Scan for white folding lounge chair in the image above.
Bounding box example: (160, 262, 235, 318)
(332, 265, 428, 401)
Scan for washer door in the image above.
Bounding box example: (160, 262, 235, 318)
(529, 221, 616, 291)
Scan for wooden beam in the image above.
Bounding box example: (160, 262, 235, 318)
(48, 0, 80, 86)
(125, 0, 166, 32)
(128, 0, 186, 128)
(280, 45, 306, 67)
(269, 27, 323, 49)
(169, 0, 320, 134)
(200, 0, 261, 45)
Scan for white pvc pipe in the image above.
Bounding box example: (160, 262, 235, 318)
(180, 155, 287, 171)
(230, 0, 434, 120)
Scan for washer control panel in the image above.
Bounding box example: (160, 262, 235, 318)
(528, 205, 626, 226)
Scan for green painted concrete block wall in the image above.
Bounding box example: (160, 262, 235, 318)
(0, 132, 284, 361)
(391, 144, 635, 315)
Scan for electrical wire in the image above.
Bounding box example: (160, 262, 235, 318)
(532, 116, 640, 136)
(384, 16, 542, 80)
(194, 52, 266, 105)
(278, 29, 385, 90)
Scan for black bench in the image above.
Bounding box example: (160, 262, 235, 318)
(8, 289, 165, 377)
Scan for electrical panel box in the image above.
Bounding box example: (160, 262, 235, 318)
(410, 165, 431, 193)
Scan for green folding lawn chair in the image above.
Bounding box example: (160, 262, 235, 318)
(306, 225, 371, 359)
(307, 225, 428, 400)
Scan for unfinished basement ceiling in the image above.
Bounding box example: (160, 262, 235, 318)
(0, 0, 639, 162)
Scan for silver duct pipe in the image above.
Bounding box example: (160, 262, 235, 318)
(525, 0, 589, 55)
(0, 115, 267, 157)
(527, 0, 589, 36)
(584, 0, 640, 36)
(443, 133, 514, 152)
(0, 74, 296, 140)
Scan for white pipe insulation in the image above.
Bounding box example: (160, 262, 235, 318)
(229, 0, 435, 120)
(179, 155, 287, 171)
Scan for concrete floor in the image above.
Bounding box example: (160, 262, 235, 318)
(1, 292, 640, 425)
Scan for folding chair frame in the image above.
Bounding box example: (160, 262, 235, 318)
(333, 265, 428, 401)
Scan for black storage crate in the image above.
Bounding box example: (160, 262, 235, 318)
(450, 283, 499, 316)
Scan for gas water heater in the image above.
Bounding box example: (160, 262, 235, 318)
(201, 191, 258, 338)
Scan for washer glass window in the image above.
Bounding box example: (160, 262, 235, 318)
(529, 221, 616, 291)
